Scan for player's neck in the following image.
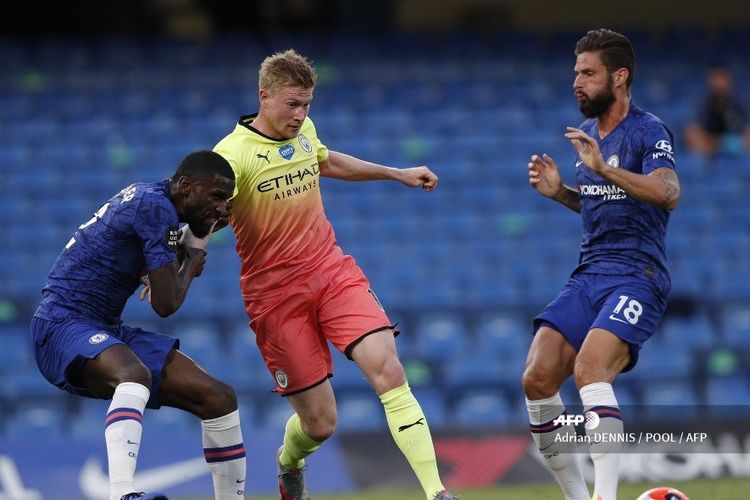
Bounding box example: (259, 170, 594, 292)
(249, 114, 284, 141)
(596, 96, 630, 137)
(250, 114, 273, 137)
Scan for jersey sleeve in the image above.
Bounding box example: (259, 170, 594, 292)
(134, 193, 179, 272)
(641, 121, 676, 174)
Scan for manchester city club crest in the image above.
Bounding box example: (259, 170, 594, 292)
(298, 134, 313, 153)
(274, 369, 288, 389)
(279, 144, 295, 160)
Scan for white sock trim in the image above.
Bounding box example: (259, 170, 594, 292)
(526, 392, 565, 425)
(114, 382, 150, 405)
(525, 392, 563, 407)
(579, 382, 618, 407)
(202, 409, 241, 431)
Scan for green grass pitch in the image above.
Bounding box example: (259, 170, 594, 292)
(186, 478, 750, 499)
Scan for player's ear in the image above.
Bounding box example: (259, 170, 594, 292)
(176, 176, 193, 195)
(613, 68, 628, 88)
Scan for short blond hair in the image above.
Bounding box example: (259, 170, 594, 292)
(259, 49, 317, 92)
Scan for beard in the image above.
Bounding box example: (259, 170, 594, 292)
(578, 82, 615, 118)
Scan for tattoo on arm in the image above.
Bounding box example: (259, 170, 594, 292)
(652, 168, 680, 208)
(558, 186, 581, 213)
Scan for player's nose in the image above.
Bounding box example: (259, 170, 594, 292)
(217, 201, 230, 217)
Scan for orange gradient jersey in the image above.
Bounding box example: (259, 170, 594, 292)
(214, 114, 337, 298)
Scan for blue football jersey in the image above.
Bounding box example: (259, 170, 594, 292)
(36, 180, 179, 324)
(574, 103, 676, 292)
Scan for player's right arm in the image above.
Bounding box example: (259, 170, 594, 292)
(528, 153, 581, 213)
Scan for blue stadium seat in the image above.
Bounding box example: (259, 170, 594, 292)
(453, 391, 512, 429)
(70, 398, 111, 439)
(705, 376, 750, 419)
(5, 370, 62, 402)
(443, 349, 524, 391)
(335, 393, 385, 432)
(261, 398, 296, 433)
(0, 331, 32, 372)
(7, 406, 63, 438)
(143, 406, 199, 435)
(656, 313, 715, 349)
(720, 305, 750, 347)
(475, 312, 530, 357)
(173, 319, 225, 369)
(413, 314, 468, 361)
(330, 350, 370, 392)
(634, 343, 693, 382)
(640, 381, 699, 422)
(411, 389, 448, 430)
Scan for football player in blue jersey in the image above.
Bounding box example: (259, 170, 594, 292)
(31, 151, 246, 500)
(522, 29, 681, 500)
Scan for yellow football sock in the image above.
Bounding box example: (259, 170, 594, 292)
(380, 383, 445, 499)
(279, 413, 321, 469)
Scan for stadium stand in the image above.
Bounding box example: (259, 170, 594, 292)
(1, 31, 749, 433)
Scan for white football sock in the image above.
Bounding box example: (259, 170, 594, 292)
(580, 382, 622, 500)
(202, 409, 247, 499)
(527, 393, 590, 500)
(105, 382, 149, 500)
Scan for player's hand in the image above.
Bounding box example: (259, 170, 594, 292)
(528, 153, 563, 199)
(399, 166, 438, 192)
(180, 221, 216, 250)
(183, 246, 207, 277)
(565, 127, 606, 173)
(138, 275, 152, 303)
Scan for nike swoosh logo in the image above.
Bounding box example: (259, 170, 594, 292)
(79, 456, 209, 499)
(539, 443, 554, 452)
(127, 440, 139, 445)
(398, 417, 425, 432)
(575, 160, 584, 167)
(236, 479, 246, 483)
(608, 314, 628, 324)
(0, 456, 42, 497)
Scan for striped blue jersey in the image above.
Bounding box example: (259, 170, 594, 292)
(35, 180, 179, 324)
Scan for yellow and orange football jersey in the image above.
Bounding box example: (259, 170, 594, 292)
(214, 114, 338, 299)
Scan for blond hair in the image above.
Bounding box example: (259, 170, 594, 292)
(259, 49, 317, 92)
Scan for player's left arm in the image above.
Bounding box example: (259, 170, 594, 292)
(319, 151, 438, 191)
(147, 245, 207, 317)
(565, 127, 681, 211)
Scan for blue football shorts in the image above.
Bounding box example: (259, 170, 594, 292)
(31, 315, 179, 408)
(533, 272, 668, 372)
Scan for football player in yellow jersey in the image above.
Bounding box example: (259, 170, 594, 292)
(214, 50, 457, 500)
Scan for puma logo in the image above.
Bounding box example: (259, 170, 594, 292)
(398, 417, 425, 432)
(257, 151, 270, 163)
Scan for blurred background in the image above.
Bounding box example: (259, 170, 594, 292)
(1, 0, 749, 498)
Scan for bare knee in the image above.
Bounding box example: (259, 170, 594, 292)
(573, 361, 615, 389)
(521, 366, 562, 400)
(200, 381, 238, 419)
(573, 348, 628, 389)
(366, 355, 407, 394)
(299, 407, 337, 442)
(109, 363, 152, 394)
